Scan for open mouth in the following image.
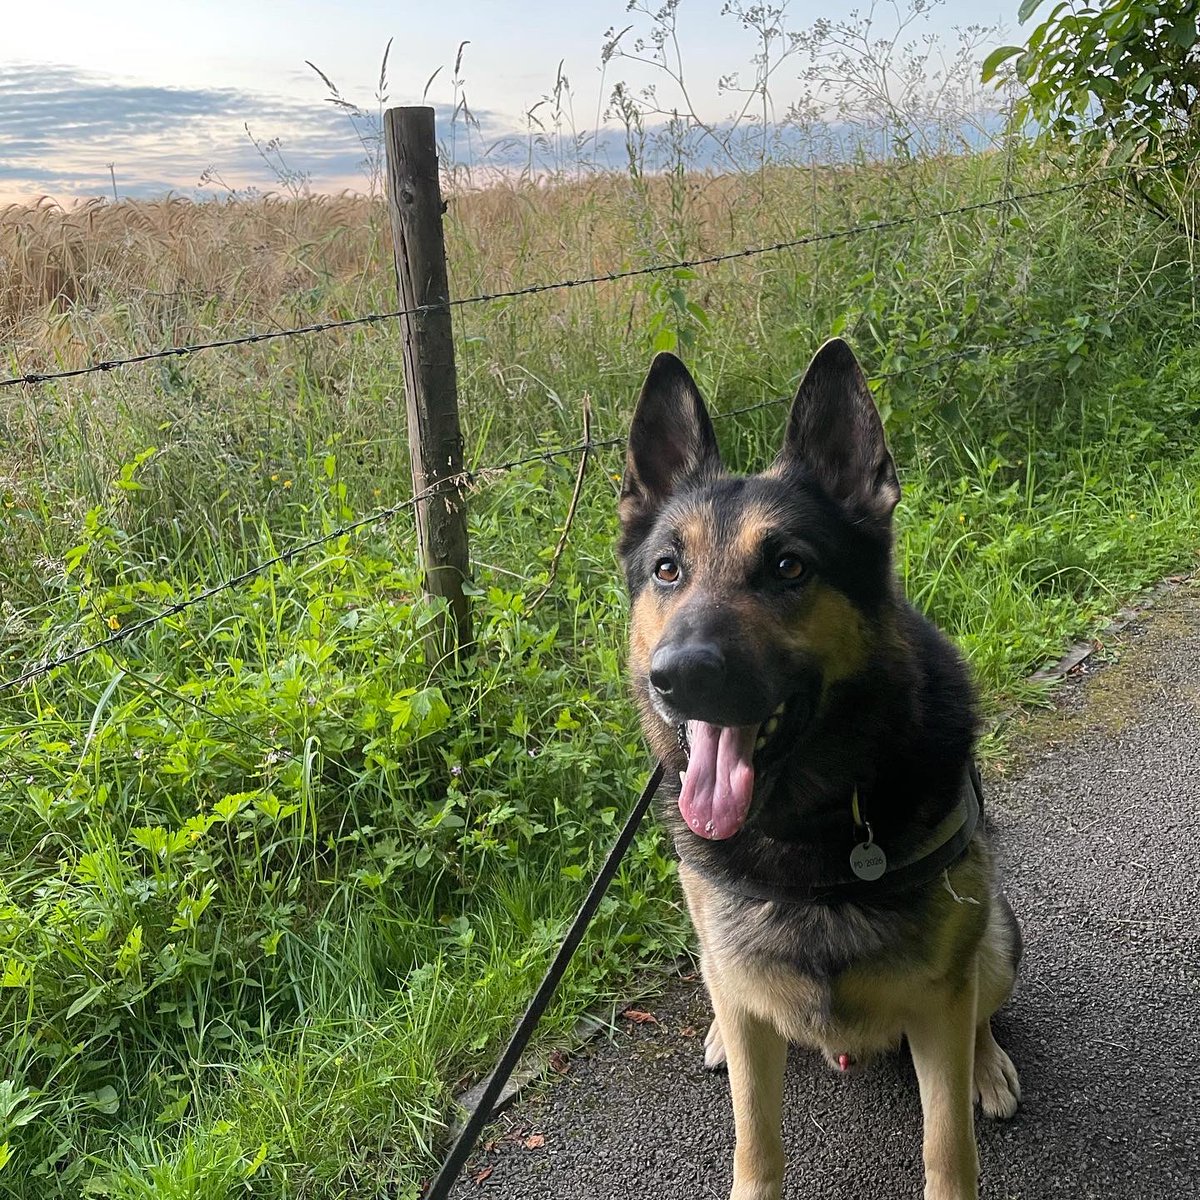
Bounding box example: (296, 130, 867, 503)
(676, 699, 790, 841)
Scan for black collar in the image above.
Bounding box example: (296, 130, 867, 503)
(675, 762, 983, 905)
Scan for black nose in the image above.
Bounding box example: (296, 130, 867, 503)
(650, 642, 726, 711)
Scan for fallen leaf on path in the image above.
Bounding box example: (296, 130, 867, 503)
(524, 1133, 545, 1149)
(548, 1049, 570, 1074)
(473, 1166, 493, 1185)
(622, 1007, 658, 1024)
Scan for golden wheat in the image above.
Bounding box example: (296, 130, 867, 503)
(0, 157, 990, 374)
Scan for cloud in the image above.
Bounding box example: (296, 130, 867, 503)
(0, 62, 509, 201)
(0, 61, 1003, 204)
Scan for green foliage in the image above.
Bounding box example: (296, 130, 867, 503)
(0, 450, 689, 1196)
(985, 1, 1200, 216)
(4, 139, 1200, 1197)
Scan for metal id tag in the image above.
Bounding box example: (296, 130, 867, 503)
(850, 839, 887, 882)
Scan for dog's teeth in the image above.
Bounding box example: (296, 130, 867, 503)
(765, 716, 779, 736)
(755, 736, 767, 750)
(679, 770, 688, 787)
(773, 701, 786, 717)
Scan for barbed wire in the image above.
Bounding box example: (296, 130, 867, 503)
(0, 324, 1081, 694)
(0, 170, 1134, 391)
(0, 486, 435, 692)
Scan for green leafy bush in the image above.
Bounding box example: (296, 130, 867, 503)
(984, 1, 1200, 219)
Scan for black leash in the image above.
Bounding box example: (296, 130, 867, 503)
(423, 762, 665, 1200)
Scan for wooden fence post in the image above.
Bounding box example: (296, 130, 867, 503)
(385, 105, 472, 660)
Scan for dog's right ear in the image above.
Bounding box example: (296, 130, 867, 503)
(619, 353, 721, 539)
(776, 338, 899, 522)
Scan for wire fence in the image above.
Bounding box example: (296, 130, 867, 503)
(2, 149, 1191, 695)
(0, 164, 1149, 391)
(0, 319, 1093, 696)
(0, 314, 1143, 799)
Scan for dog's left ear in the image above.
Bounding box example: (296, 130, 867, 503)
(620, 352, 721, 539)
(776, 338, 899, 520)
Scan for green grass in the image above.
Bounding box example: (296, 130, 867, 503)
(2, 144, 1200, 1197)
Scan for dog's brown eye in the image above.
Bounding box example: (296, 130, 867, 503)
(654, 557, 681, 584)
(776, 556, 805, 581)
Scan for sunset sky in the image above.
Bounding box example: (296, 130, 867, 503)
(1, 0, 1011, 205)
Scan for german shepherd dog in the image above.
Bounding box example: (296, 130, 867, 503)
(618, 341, 1021, 1200)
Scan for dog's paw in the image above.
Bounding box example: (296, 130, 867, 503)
(974, 1037, 1020, 1120)
(703, 1017, 728, 1070)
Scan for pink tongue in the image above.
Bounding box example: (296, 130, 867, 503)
(678, 721, 758, 840)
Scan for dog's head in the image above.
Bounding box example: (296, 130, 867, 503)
(619, 339, 900, 841)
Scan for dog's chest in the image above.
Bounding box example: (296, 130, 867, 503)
(714, 918, 913, 1055)
(729, 950, 924, 1058)
(683, 866, 921, 1056)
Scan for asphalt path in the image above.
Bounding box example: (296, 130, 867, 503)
(448, 588, 1200, 1199)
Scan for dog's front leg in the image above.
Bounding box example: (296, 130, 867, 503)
(711, 994, 786, 1200)
(906, 968, 980, 1200)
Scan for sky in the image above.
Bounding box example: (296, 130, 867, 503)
(0, 0, 1014, 204)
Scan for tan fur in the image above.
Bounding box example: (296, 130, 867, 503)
(907, 970, 980, 1200)
(628, 588, 679, 766)
(681, 846, 1019, 1200)
(628, 503, 871, 723)
(729, 502, 785, 564)
(784, 583, 870, 684)
(629, 588, 668, 679)
(675, 506, 718, 564)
